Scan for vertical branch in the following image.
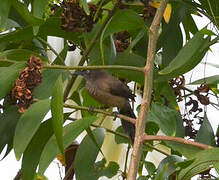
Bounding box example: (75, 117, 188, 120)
(127, 0, 168, 179)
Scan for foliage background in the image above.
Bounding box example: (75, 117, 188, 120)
(1, 0, 219, 179)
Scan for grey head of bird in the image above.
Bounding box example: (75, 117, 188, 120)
(73, 70, 107, 81)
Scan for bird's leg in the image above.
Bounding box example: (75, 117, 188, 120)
(88, 106, 95, 114)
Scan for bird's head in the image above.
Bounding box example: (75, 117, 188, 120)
(73, 70, 105, 81)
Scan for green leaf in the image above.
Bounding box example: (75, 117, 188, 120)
(12, 1, 43, 26)
(103, 9, 147, 40)
(177, 159, 195, 169)
(213, 161, 219, 174)
(144, 161, 156, 175)
(126, 28, 146, 53)
(182, 14, 198, 39)
(145, 122, 159, 135)
(0, 62, 26, 100)
(81, 88, 101, 117)
(0, 26, 33, 50)
(32, 0, 48, 35)
(159, 4, 186, 68)
(21, 113, 71, 180)
(80, 0, 90, 15)
(32, 0, 48, 19)
(22, 119, 53, 180)
(94, 159, 119, 179)
(155, 155, 183, 180)
(137, 176, 149, 180)
(198, 0, 219, 27)
(162, 24, 183, 68)
(178, 148, 219, 180)
(159, 30, 210, 77)
(34, 69, 64, 99)
(166, 141, 202, 158)
(51, 74, 65, 161)
(0, 0, 11, 31)
(38, 18, 80, 43)
(0, 18, 80, 50)
(14, 99, 50, 159)
(0, 106, 21, 154)
(190, 75, 219, 85)
(38, 116, 97, 174)
(114, 126, 129, 144)
(75, 128, 118, 180)
(147, 103, 178, 136)
(86, 127, 104, 156)
(0, 49, 47, 62)
(111, 52, 144, 84)
(195, 114, 216, 146)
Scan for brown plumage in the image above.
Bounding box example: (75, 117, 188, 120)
(75, 70, 136, 143)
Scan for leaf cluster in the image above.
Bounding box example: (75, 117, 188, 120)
(0, 0, 219, 179)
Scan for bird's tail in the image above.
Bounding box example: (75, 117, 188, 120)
(119, 106, 136, 144)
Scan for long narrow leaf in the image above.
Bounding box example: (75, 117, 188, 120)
(159, 29, 210, 77)
(14, 99, 50, 159)
(0, 0, 11, 30)
(51, 74, 65, 162)
(0, 106, 20, 154)
(38, 116, 97, 174)
(195, 114, 216, 146)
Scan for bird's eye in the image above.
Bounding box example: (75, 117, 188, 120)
(86, 70, 90, 73)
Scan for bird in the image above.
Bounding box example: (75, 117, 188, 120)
(74, 70, 136, 143)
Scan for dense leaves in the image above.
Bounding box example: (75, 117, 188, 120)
(0, 0, 218, 179)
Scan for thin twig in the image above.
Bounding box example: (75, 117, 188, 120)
(123, 144, 131, 179)
(127, 1, 169, 179)
(43, 64, 143, 72)
(0, 58, 17, 64)
(141, 134, 212, 150)
(64, 103, 136, 124)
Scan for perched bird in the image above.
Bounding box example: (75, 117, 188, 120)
(74, 70, 136, 143)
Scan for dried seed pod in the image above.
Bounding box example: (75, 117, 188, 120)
(61, 0, 102, 33)
(10, 56, 42, 113)
(114, 31, 131, 53)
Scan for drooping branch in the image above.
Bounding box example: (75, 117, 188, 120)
(127, 0, 169, 179)
(141, 134, 212, 150)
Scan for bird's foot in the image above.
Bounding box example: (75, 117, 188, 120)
(112, 111, 119, 121)
(88, 106, 95, 114)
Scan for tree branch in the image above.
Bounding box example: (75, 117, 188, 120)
(43, 64, 143, 72)
(141, 134, 212, 150)
(127, 1, 169, 179)
(64, 103, 136, 124)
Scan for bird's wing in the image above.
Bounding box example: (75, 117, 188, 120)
(108, 79, 135, 101)
(94, 72, 135, 101)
